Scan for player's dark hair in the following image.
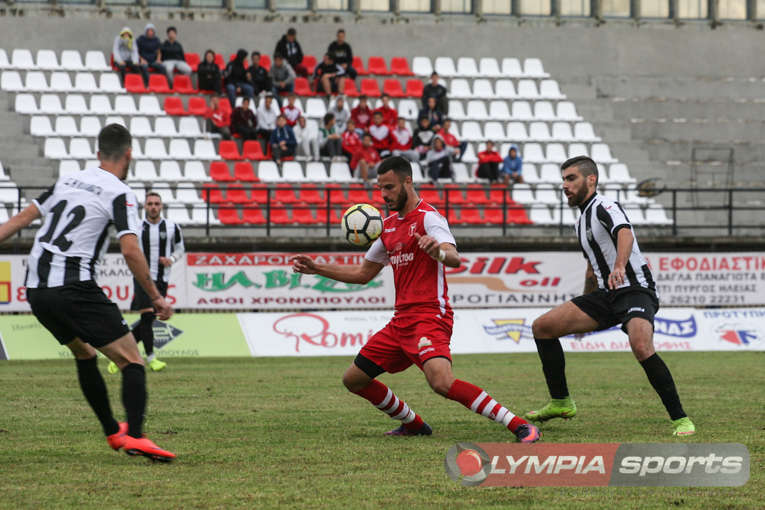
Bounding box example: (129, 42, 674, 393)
(561, 155, 599, 185)
(98, 124, 132, 162)
(166, 26, 177, 34)
(146, 191, 162, 201)
(323, 112, 335, 125)
(287, 27, 297, 36)
(337, 28, 345, 35)
(378, 156, 413, 180)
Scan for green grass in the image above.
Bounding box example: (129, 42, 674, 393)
(0, 353, 762, 509)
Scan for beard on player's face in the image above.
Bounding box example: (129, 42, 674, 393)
(567, 181, 589, 207)
(387, 185, 408, 211)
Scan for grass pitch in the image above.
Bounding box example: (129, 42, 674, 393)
(0, 352, 762, 509)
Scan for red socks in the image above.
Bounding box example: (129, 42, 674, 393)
(446, 379, 527, 433)
(354, 380, 425, 431)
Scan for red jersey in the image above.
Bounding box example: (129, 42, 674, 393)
(438, 129, 460, 148)
(281, 104, 302, 126)
(350, 145, 381, 170)
(374, 105, 398, 126)
(206, 106, 230, 128)
(368, 122, 391, 151)
(390, 127, 413, 150)
(478, 150, 503, 164)
(342, 130, 361, 155)
(351, 105, 372, 131)
(365, 201, 456, 316)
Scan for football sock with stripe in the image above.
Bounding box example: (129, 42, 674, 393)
(75, 356, 119, 436)
(534, 337, 570, 399)
(122, 363, 147, 439)
(446, 379, 527, 433)
(640, 353, 686, 421)
(353, 380, 425, 431)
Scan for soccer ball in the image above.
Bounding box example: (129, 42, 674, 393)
(341, 203, 383, 247)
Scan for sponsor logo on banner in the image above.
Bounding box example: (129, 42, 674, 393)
(483, 319, 534, 343)
(0, 261, 11, 304)
(445, 443, 749, 487)
(271, 313, 372, 352)
(129, 319, 184, 350)
(716, 324, 761, 346)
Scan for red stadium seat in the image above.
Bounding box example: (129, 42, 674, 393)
(201, 183, 226, 204)
(343, 78, 360, 97)
(465, 186, 491, 205)
(328, 207, 343, 224)
(298, 185, 324, 205)
(188, 96, 208, 116)
(233, 162, 258, 182)
(219, 140, 244, 161)
(148, 74, 171, 94)
(269, 207, 292, 224)
(214, 53, 226, 70)
(173, 74, 197, 94)
(302, 55, 317, 75)
(459, 207, 484, 224)
(292, 207, 319, 224)
(243, 141, 267, 160)
(444, 185, 468, 205)
(405, 79, 424, 98)
(209, 161, 234, 182)
(506, 205, 532, 225)
(418, 188, 443, 207)
(251, 185, 269, 203)
(227, 185, 251, 204)
(359, 78, 381, 97)
(352, 56, 368, 76)
(217, 207, 244, 225)
(185, 52, 200, 72)
(488, 186, 507, 205)
(259, 54, 271, 72)
(294, 77, 314, 97)
(274, 184, 301, 204)
(346, 185, 370, 204)
(367, 56, 390, 75)
(446, 208, 460, 225)
(125, 74, 147, 93)
(382, 79, 405, 98)
(243, 206, 266, 225)
(163, 96, 187, 116)
(390, 57, 414, 76)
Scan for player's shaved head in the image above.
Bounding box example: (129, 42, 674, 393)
(377, 156, 412, 181)
(98, 124, 132, 162)
(561, 155, 598, 207)
(561, 156, 599, 185)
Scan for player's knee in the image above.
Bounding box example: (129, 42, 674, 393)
(532, 317, 552, 339)
(342, 372, 365, 393)
(428, 375, 453, 397)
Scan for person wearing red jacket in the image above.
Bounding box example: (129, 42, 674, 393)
(476, 140, 503, 182)
(351, 95, 372, 134)
(341, 119, 362, 160)
(350, 133, 381, 181)
(437, 118, 466, 162)
(205, 95, 231, 140)
(390, 117, 419, 163)
(280, 93, 302, 127)
(368, 111, 391, 157)
(373, 94, 398, 127)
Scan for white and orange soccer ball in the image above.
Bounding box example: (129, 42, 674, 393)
(341, 203, 383, 247)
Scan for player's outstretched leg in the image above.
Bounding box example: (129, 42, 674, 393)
(343, 363, 431, 436)
(423, 358, 539, 443)
(137, 311, 166, 372)
(628, 318, 695, 436)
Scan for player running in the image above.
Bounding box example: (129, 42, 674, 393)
(108, 191, 184, 374)
(524, 156, 695, 437)
(0, 124, 176, 461)
(292, 156, 539, 443)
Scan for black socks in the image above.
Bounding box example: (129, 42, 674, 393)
(122, 363, 147, 438)
(640, 353, 686, 420)
(76, 356, 119, 436)
(534, 338, 569, 399)
(132, 312, 156, 357)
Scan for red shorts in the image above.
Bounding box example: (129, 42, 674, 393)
(358, 313, 453, 374)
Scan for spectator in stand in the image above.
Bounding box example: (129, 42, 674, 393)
(390, 117, 419, 163)
(369, 111, 392, 158)
(438, 119, 466, 162)
(477, 141, 503, 182)
(247, 51, 271, 96)
(422, 72, 448, 115)
(350, 133, 382, 182)
(341, 119, 361, 160)
(224, 49, 254, 109)
(412, 116, 435, 160)
(374, 94, 398, 127)
(294, 116, 320, 160)
(425, 136, 455, 182)
(328, 96, 350, 134)
(270, 114, 297, 162)
(231, 97, 258, 140)
(256, 93, 279, 153)
(136, 23, 166, 88)
(501, 144, 524, 184)
(418, 96, 444, 132)
(313, 53, 343, 95)
(160, 26, 192, 87)
(327, 28, 357, 81)
(351, 95, 373, 135)
(197, 49, 222, 94)
(270, 53, 296, 105)
(112, 27, 141, 87)
(205, 96, 231, 140)
(281, 93, 302, 127)
(319, 113, 343, 159)
(274, 27, 307, 77)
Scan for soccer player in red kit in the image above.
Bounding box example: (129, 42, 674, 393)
(292, 156, 540, 443)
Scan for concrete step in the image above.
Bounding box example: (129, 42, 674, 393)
(594, 76, 765, 100)
(629, 120, 765, 143)
(611, 98, 765, 121)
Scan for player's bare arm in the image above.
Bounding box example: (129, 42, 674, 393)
(413, 233, 460, 268)
(608, 228, 634, 289)
(583, 261, 597, 294)
(291, 254, 384, 284)
(120, 234, 173, 320)
(0, 204, 41, 243)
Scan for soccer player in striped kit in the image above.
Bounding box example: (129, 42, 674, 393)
(292, 156, 539, 443)
(108, 192, 184, 374)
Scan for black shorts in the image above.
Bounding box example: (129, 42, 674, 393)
(27, 281, 130, 348)
(130, 278, 168, 311)
(571, 287, 659, 333)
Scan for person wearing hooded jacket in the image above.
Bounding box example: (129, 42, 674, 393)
(136, 23, 167, 88)
(274, 28, 307, 77)
(501, 145, 524, 184)
(112, 27, 142, 87)
(198, 50, 222, 94)
(224, 49, 255, 109)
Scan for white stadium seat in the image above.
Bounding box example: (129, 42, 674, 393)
(539, 163, 561, 183)
(522, 143, 546, 163)
(328, 162, 352, 181)
(11, 49, 35, 69)
(138, 96, 163, 115)
(523, 58, 549, 78)
(410, 162, 427, 182)
(155, 117, 179, 137)
(1, 71, 23, 91)
(305, 98, 326, 118)
(488, 101, 511, 121)
(397, 99, 419, 120)
(169, 139, 193, 159)
(114, 95, 137, 115)
(178, 117, 202, 137)
(412, 56, 433, 76)
(521, 162, 541, 184)
(532, 101, 556, 121)
(451, 162, 471, 182)
(159, 161, 183, 182)
(528, 122, 552, 142)
(58, 160, 82, 178)
(511, 101, 534, 121)
(456, 57, 479, 77)
(591, 143, 618, 164)
(574, 122, 601, 142)
(74, 72, 98, 92)
(472, 79, 494, 99)
(49, 72, 73, 92)
(99, 73, 124, 93)
(0, 49, 9, 69)
(167, 206, 192, 225)
(130, 117, 153, 137)
(69, 138, 95, 159)
(105, 116, 126, 129)
(55, 116, 79, 136)
(460, 121, 483, 141)
(501, 57, 523, 78)
(144, 139, 169, 160)
(184, 161, 210, 181)
(535, 185, 561, 205)
(551, 122, 574, 142)
(60, 50, 85, 71)
(539, 80, 565, 99)
(176, 183, 203, 203)
(45, 138, 68, 159)
(478, 57, 502, 78)
(465, 100, 489, 120)
(258, 161, 280, 182)
(511, 184, 535, 204)
(134, 161, 158, 181)
(516, 80, 539, 99)
(506, 122, 528, 142)
(36, 50, 59, 70)
(484, 122, 507, 142)
(25, 71, 49, 91)
(461, 143, 477, 163)
(530, 205, 555, 225)
(545, 143, 567, 164)
(39, 94, 64, 114)
(15, 94, 37, 114)
(30, 116, 54, 136)
(131, 139, 144, 159)
(449, 78, 471, 99)
(193, 140, 218, 160)
(150, 183, 176, 203)
(84, 51, 111, 71)
(305, 162, 328, 181)
(0, 186, 20, 204)
(495, 79, 517, 99)
(556, 101, 582, 121)
(568, 142, 589, 159)
(447, 100, 466, 120)
(282, 162, 305, 181)
(608, 163, 635, 183)
(645, 204, 672, 225)
(89, 95, 112, 115)
(434, 57, 456, 77)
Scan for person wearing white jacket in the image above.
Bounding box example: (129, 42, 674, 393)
(293, 116, 320, 160)
(256, 93, 280, 153)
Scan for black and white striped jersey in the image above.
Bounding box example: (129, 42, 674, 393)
(139, 218, 184, 283)
(25, 167, 140, 289)
(574, 193, 656, 292)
